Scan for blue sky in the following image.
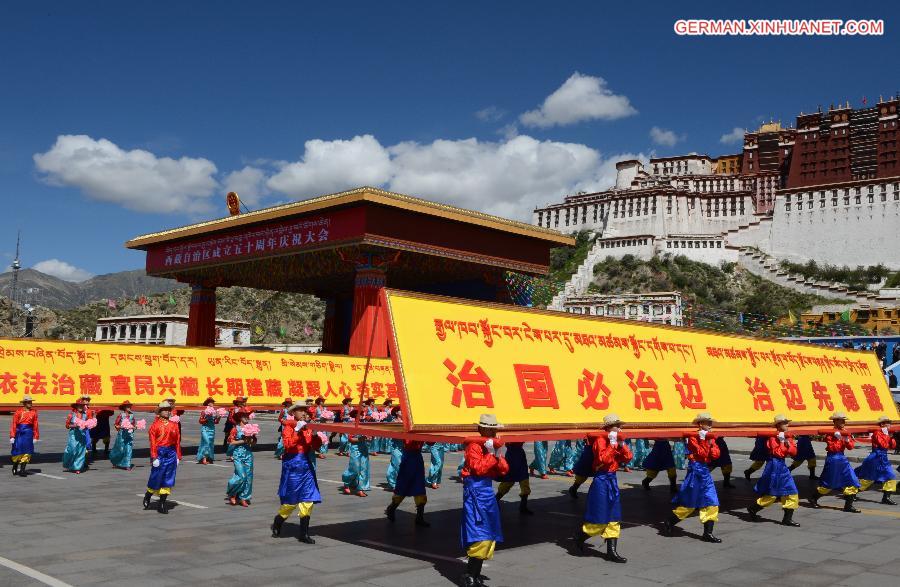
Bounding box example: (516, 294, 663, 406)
(1, 1, 897, 281)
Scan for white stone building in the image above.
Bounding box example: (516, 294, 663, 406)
(563, 292, 683, 326)
(95, 315, 252, 347)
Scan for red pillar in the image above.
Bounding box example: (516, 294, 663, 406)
(348, 268, 388, 358)
(186, 284, 217, 347)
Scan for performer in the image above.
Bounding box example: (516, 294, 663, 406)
(62, 399, 89, 474)
(459, 414, 508, 587)
(788, 435, 818, 479)
(336, 397, 354, 456)
(627, 438, 650, 470)
(854, 415, 897, 505)
(81, 395, 94, 459)
(662, 412, 723, 543)
(743, 436, 769, 480)
(496, 442, 533, 515)
(226, 410, 256, 507)
(567, 435, 594, 498)
(313, 397, 330, 458)
(10, 395, 39, 477)
(386, 436, 404, 490)
(143, 402, 182, 514)
(426, 442, 447, 489)
(197, 398, 220, 464)
(641, 439, 679, 493)
(271, 403, 322, 544)
(574, 414, 631, 563)
(91, 409, 112, 461)
(809, 412, 861, 512)
(747, 415, 801, 526)
(385, 439, 430, 526)
(223, 397, 247, 456)
(529, 440, 549, 479)
(709, 436, 735, 488)
(341, 425, 371, 497)
(274, 398, 292, 459)
(109, 401, 136, 470)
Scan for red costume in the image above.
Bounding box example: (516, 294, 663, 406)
(825, 431, 855, 453)
(282, 421, 323, 456)
(684, 433, 721, 464)
(148, 420, 182, 460)
(589, 433, 632, 473)
(461, 439, 509, 478)
(766, 435, 798, 459)
(10, 409, 39, 439)
(869, 429, 896, 451)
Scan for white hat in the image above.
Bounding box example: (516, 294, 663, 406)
(603, 414, 623, 427)
(773, 414, 791, 425)
(156, 401, 172, 413)
(693, 412, 715, 424)
(477, 414, 502, 428)
(876, 415, 892, 424)
(830, 411, 849, 421)
(21, 395, 33, 403)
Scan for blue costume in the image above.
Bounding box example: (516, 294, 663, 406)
(642, 440, 679, 491)
(426, 442, 447, 487)
(342, 436, 371, 493)
(748, 434, 800, 523)
(854, 429, 897, 497)
(627, 438, 650, 469)
(579, 434, 632, 552)
(272, 421, 322, 543)
(548, 440, 575, 474)
(10, 406, 38, 475)
(109, 412, 135, 469)
(461, 440, 507, 567)
(274, 407, 290, 459)
(529, 441, 549, 477)
(496, 443, 532, 512)
(744, 435, 769, 478)
(197, 410, 218, 463)
(386, 438, 404, 488)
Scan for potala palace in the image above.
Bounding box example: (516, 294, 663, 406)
(533, 98, 900, 308)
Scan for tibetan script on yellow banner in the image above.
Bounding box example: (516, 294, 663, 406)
(381, 290, 898, 431)
(0, 338, 395, 407)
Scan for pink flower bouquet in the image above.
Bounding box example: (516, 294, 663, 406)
(85, 418, 97, 429)
(203, 406, 216, 416)
(120, 419, 134, 431)
(241, 423, 260, 436)
(135, 419, 147, 430)
(169, 414, 181, 424)
(216, 408, 228, 418)
(321, 409, 335, 420)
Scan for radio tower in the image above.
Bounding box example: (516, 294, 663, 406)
(8, 231, 21, 322)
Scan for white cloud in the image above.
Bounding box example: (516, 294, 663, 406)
(720, 127, 747, 144)
(475, 106, 506, 122)
(649, 126, 683, 147)
(223, 166, 268, 207)
(266, 135, 392, 198)
(264, 133, 641, 221)
(33, 135, 219, 214)
(520, 72, 637, 128)
(32, 259, 93, 282)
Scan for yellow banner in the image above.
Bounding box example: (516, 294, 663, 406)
(382, 290, 898, 431)
(0, 338, 395, 407)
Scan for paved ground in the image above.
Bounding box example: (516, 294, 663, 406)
(1, 412, 899, 587)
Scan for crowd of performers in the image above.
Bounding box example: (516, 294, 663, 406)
(7, 395, 900, 587)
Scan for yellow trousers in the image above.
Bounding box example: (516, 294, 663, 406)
(11, 454, 31, 464)
(582, 521, 621, 538)
(790, 458, 816, 469)
(757, 494, 799, 510)
(391, 494, 427, 506)
(859, 479, 897, 492)
(146, 487, 171, 496)
(645, 468, 677, 481)
(279, 502, 315, 519)
(747, 461, 764, 473)
(673, 505, 718, 523)
(497, 478, 531, 498)
(572, 475, 588, 488)
(817, 485, 859, 496)
(466, 540, 496, 560)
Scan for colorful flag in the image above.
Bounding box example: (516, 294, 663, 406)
(254, 325, 265, 336)
(303, 325, 313, 337)
(787, 310, 797, 325)
(107, 298, 117, 309)
(138, 295, 148, 307)
(841, 309, 851, 321)
(278, 326, 286, 337)
(168, 294, 176, 306)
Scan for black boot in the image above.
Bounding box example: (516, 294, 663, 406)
(271, 515, 285, 537)
(669, 478, 678, 494)
(142, 491, 153, 510)
(519, 495, 534, 516)
(842, 495, 860, 513)
(808, 489, 821, 509)
(567, 485, 579, 499)
(743, 468, 752, 481)
(11, 462, 19, 476)
(17, 463, 26, 477)
(661, 512, 680, 536)
(574, 530, 590, 553)
(722, 473, 735, 488)
(747, 502, 762, 521)
(459, 557, 483, 587)
(385, 502, 398, 522)
(298, 516, 315, 544)
(781, 508, 800, 527)
(882, 491, 897, 506)
(701, 521, 722, 543)
(641, 477, 651, 491)
(157, 494, 169, 514)
(415, 504, 430, 527)
(606, 538, 627, 563)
